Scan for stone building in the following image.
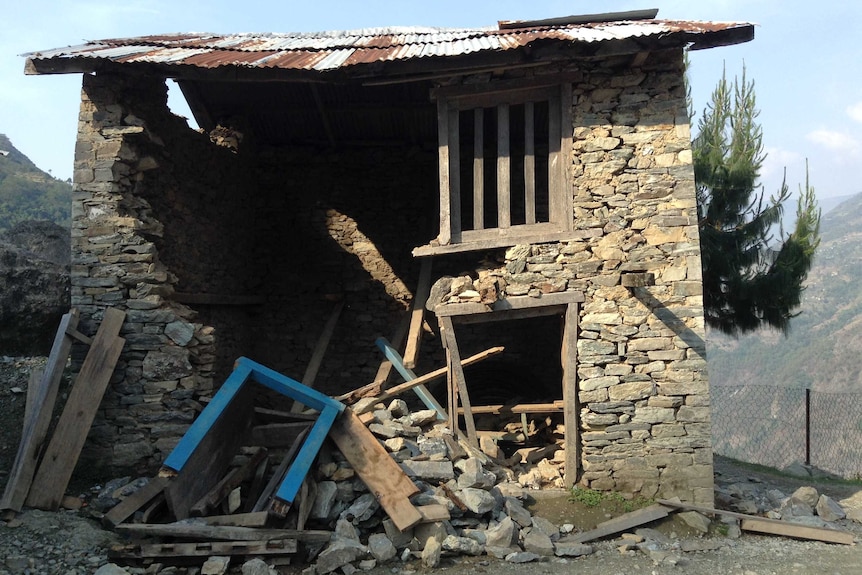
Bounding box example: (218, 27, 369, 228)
(24, 10, 752, 506)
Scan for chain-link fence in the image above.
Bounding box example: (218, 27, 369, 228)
(710, 385, 862, 479)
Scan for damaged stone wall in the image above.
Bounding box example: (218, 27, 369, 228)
(69, 69, 440, 477)
(432, 48, 712, 506)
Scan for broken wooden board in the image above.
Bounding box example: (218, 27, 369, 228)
(102, 476, 170, 528)
(657, 499, 855, 545)
(1, 309, 80, 512)
(329, 408, 422, 532)
(402, 258, 432, 369)
(114, 522, 331, 543)
(163, 382, 255, 520)
(26, 308, 126, 511)
(189, 446, 268, 517)
(571, 504, 671, 543)
(109, 539, 297, 560)
(201, 511, 269, 528)
(741, 517, 855, 545)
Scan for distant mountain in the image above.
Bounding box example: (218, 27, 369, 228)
(0, 133, 72, 232)
(707, 192, 862, 392)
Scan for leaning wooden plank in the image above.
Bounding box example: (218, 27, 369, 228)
(1, 310, 80, 512)
(570, 504, 671, 543)
(329, 409, 422, 532)
(402, 258, 433, 369)
(163, 382, 255, 520)
(242, 456, 270, 513)
(252, 428, 309, 513)
(741, 517, 855, 545)
(189, 446, 268, 517)
(657, 499, 855, 545)
(114, 522, 331, 543)
(291, 299, 345, 412)
(26, 308, 126, 511)
(439, 317, 478, 448)
(350, 346, 505, 413)
(109, 539, 297, 560)
(102, 476, 170, 528)
(376, 337, 447, 419)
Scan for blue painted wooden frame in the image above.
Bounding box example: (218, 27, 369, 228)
(163, 356, 345, 507)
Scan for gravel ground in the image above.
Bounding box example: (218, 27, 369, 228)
(3, 356, 862, 574)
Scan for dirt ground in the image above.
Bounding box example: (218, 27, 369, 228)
(3, 356, 862, 574)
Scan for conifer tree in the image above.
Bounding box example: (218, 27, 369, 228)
(693, 69, 821, 336)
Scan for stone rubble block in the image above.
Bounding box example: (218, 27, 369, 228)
(816, 495, 847, 522)
(400, 460, 455, 481)
(457, 487, 498, 515)
(316, 538, 368, 574)
(442, 535, 484, 556)
(522, 529, 555, 556)
(554, 540, 594, 557)
(367, 533, 397, 563)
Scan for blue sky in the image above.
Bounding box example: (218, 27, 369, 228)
(1, 0, 860, 208)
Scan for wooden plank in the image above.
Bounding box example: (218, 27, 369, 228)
(449, 86, 556, 112)
(291, 299, 345, 412)
(436, 98, 452, 245)
(473, 108, 484, 230)
(369, 309, 411, 395)
(402, 258, 433, 370)
(657, 499, 855, 545)
(417, 504, 450, 523)
(571, 504, 671, 543)
(190, 446, 268, 517)
(26, 308, 126, 511)
(450, 305, 568, 326)
(497, 103, 510, 229)
(412, 227, 593, 257)
(65, 326, 92, 345)
(114, 522, 331, 543)
(252, 428, 309, 513)
(1, 310, 79, 512)
(351, 346, 504, 413)
(741, 517, 855, 545)
(329, 409, 422, 531)
(242, 456, 269, 513)
(431, 76, 576, 100)
(434, 291, 585, 317)
(524, 100, 536, 225)
(163, 381, 255, 520)
(448, 106, 461, 243)
(548, 87, 563, 225)
(456, 403, 564, 415)
(439, 317, 478, 448)
(109, 539, 297, 560)
(560, 82, 573, 231)
(251, 422, 312, 448)
(202, 511, 269, 527)
(562, 302, 579, 488)
(102, 476, 170, 528)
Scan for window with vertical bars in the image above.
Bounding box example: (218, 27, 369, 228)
(430, 81, 573, 252)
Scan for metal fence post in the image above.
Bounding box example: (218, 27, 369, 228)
(805, 388, 811, 467)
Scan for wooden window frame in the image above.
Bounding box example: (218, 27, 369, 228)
(419, 78, 573, 256)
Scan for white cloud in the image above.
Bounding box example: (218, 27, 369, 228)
(806, 129, 862, 154)
(847, 102, 862, 124)
(762, 147, 803, 181)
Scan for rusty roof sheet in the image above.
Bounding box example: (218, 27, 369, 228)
(24, 19, 753, 74)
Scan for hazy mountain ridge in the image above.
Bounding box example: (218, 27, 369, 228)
(0, 133, 72, 232)
(707, 192, 862, 392)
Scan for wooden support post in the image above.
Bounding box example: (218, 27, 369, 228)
(292, 299, 344, 412)
(473, 108, 484, 230)
(524, 100, 536, 224)
(562, 302, 580, 488)
(497, 103, 510, 228)
(402, 258, 433, 369)
(439, 317, 478, 448)
(26, 308, 126, 511)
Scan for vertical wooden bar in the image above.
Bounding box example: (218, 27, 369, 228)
(403, 258, 433, 369)
(497, 103, 511, 229)
(524, 101, 536, 224)
(560, 83, 573, 231)
(436, 99, 453, 245)
(440, 317, 478, 448)
(548, 90, 563, 225)
(448, 107, 461, 243)
(562, 302, 580, 488)
(473, 109, 484, 230)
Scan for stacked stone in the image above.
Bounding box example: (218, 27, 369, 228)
(309, 399, 593, 574)
(71, 72, 220, 474)
(431, 49, 713, 507)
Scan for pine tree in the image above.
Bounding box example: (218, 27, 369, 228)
(693, 68, 821, 336)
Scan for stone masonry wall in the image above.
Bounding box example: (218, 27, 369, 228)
(433, 48, 712, 505)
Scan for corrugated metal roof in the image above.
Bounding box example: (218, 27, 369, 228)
(23, 19, 753, 75)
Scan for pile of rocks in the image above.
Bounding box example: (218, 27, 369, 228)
(308, 397, 590, 574)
